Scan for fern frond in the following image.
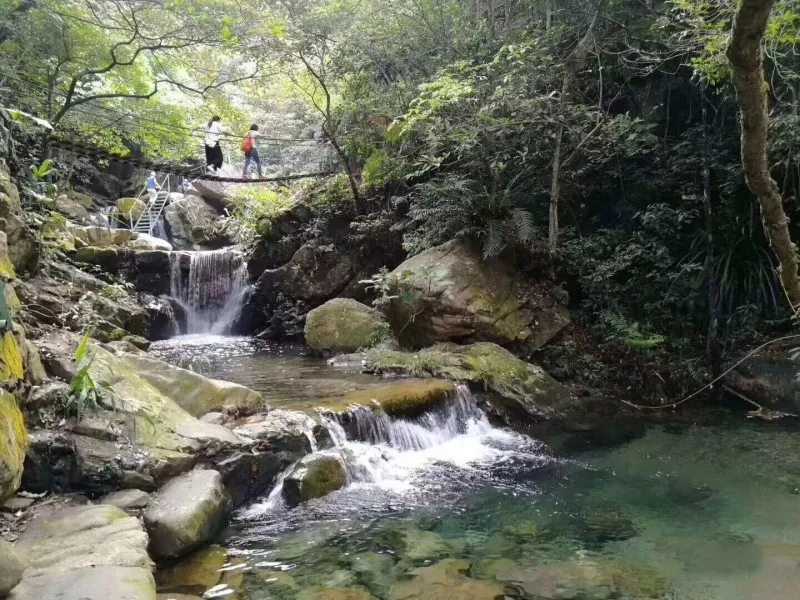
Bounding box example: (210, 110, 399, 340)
(600, 311, 665, 350)
(509, 208, 537, 246)
(482, 220, 508, 258)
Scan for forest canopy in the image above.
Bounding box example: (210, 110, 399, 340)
(3, 0, 800, 387)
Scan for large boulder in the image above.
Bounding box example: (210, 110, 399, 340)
(164, 195, 228, 250)
(387, 240, 570, 351)
(0, 391, 26, 501)
(116, 197, 147, 222)
(282, 455, 347, 507)
(305, 298, 392, 354)
(87, 345, 245, 453)
(144, 469, 229, 560)
(9, 504, 155, 600)
(54, 194, 92, 224)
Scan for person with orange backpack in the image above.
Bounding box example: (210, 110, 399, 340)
(241, 124, 263, 179)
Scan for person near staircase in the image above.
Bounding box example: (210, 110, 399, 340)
(204, 116, 224, 172)
(146, 171, 158, 203)
(241, 124, 263, 179)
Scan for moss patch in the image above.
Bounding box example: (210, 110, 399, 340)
(323, 379, 456, 417)
(116, 197, 147, 221)
(305, 298, 394, 354)
(0, 391, 26, 500)
(358, 342, 572, 421)
(0, 332, 24, 383)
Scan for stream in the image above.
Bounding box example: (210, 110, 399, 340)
(152, 335, 800, 600)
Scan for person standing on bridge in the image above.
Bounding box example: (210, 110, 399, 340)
(204, 116, 224, 173)
(241, 124, 263, 179)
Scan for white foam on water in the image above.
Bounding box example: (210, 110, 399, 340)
(242, 385, 546, 518)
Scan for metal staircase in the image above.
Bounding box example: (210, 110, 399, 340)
(132, 190, 169, 235)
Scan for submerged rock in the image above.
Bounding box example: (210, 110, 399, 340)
(305, 298, 393, 354)
(297, 587, 377, 600)
(492, 557, 666, 600)
(388, 559, 503, 600)
(9, 504, 154, 600)
(282, 455, 347, 507)
(156, 545, 226, 594)
(144, 469, 229, 560)
(386, 239, 569, 351)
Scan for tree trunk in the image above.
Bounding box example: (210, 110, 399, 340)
(727, 0, 800, 314)
(547, 4, 601, 256)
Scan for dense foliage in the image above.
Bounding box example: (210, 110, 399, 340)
(3, 0, 800, 393)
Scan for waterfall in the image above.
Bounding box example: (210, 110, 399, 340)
(243, 385, 522, 516)
(169, 248, 248, 335)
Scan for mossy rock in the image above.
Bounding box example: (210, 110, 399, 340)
(305, 298, 393, 354)
(0, 390, 27, 501)
(282, 455, 347, 507)
(322, 379, 455, 418)
(0, 232, 16, 279)
(0, 331, 24, 383)
(357, 342, 572, 422)
(116, 197, 147, 221)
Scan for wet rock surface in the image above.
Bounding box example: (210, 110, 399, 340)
(282, 455, 347, 507)
(144, 469, 229, 560)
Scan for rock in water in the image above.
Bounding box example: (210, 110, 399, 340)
(387, 239, 569, 350)
(388, 559, 504, 600)
(304, 298, 393, 354)
(282, 455, 347, 507)
(0, 541, 23, 595)
(297, 588, 377, 600)
(0, 390, 26, 501)
(144, 469, 229, 560)
(9, 504, 155, 600)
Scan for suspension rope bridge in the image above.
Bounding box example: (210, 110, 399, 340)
(2, 70, 336, 183)
(48, 136, 336, 183)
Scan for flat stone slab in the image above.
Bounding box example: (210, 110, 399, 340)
(8, 503, 155, 600)
(102, 489, 151, 511)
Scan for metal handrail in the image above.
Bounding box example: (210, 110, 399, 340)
(132, 174, 171, 235)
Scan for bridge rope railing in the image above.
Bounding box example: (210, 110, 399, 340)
(47, 136, 337, 183)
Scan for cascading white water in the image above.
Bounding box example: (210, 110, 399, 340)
(169, 248, 248, 335)
(244, 385, 538, 516)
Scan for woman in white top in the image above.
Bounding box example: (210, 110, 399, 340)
(242, 124, 263, 179)
(204, 116, 224, 172)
